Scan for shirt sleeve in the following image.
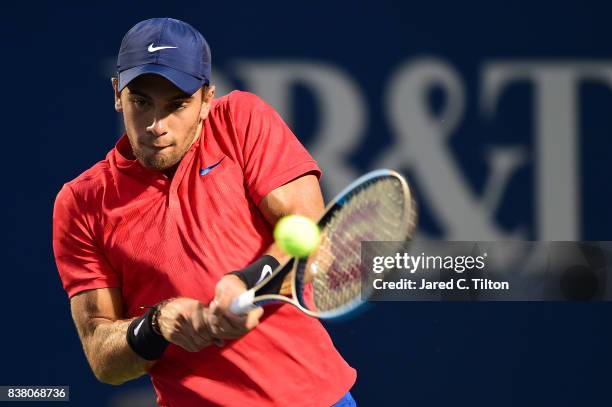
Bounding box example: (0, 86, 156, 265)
(228, 91, 322, 205)
(52, 184, 120, 298)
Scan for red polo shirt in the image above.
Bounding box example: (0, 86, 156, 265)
(53, 91, 356, 407)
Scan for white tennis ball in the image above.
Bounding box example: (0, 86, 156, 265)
(274, 215, 320, 258)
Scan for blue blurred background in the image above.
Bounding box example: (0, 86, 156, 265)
(3, 1, 612, 405)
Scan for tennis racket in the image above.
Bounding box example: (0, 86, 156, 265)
(229, 169, 417, 319)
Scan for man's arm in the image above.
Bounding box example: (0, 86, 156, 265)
(71, 288, 215, 385)
(259, 173, 324, 260)
(210, 174, 324, 334)
(70, 288, 153, 385)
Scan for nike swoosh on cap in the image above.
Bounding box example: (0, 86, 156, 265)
(133, 319, 145, 336)
(148, 43, 178, 52)
(200, 157, 225, 176)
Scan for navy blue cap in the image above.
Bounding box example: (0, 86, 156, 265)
(117, 18, 211, 95)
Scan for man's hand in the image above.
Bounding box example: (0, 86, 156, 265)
(209, 275, 264, 339)
(156, 297, 215, 352)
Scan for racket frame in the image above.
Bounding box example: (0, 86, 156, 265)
(229, 168, 415, 318)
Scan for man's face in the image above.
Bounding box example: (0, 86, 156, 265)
(115, 74, 210, 171)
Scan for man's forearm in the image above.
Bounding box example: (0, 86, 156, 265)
(82, 317, 154, 385)
(265, 243, 289, 264)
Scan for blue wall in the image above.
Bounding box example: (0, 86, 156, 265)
(4, 1, 612, 405)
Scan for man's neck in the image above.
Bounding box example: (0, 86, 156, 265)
(163, 164, 179, 179)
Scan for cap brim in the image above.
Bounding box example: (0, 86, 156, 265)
(118, 64, 206, 95)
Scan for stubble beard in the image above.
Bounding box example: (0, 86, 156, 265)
(132, 119, 201, 171)
(134, 144, 187, 171)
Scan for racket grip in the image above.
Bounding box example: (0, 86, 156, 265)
(229, 290, 257, 315)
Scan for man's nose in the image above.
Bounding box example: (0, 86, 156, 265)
(146, 112, 168, 137)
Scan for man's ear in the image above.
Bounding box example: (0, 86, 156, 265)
(111, 77, 123, 112)
(199, 84, 216, 120)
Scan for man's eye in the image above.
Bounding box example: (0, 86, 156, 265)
(132, 98, 149, 107)
(171, 102, 188, 111)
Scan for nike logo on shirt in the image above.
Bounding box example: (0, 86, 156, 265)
(200, 157, 225, 176)
(148, 43, 178, 52)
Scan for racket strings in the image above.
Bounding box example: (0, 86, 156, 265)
(300, 177, 416, 313)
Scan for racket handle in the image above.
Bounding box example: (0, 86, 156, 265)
(229, 290, 257, 315)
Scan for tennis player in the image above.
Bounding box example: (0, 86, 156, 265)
(53, 18, 356, 407)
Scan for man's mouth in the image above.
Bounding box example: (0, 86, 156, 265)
(149, 144, 172, 150)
